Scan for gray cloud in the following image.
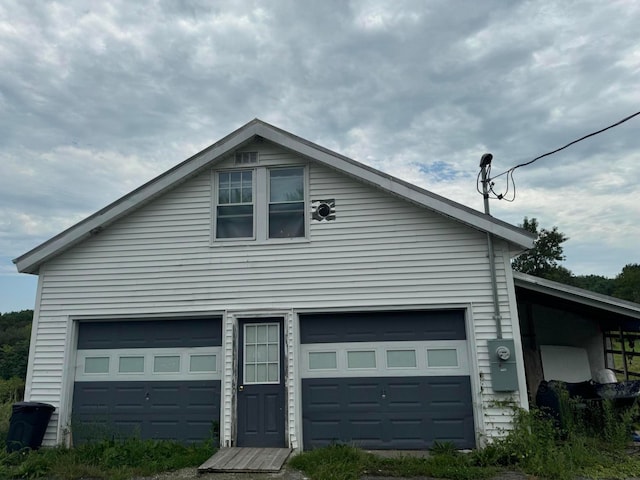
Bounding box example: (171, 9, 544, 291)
(1, 0, 639, 311)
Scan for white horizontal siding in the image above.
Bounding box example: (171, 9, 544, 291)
(31, 142, 522, 445)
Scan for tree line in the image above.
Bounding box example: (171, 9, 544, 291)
(512, 217, 640, 302)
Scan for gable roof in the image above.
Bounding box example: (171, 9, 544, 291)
(513, 271, 640, 321)
(14, 118, 535, 274)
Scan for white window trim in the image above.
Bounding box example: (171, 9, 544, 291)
(211, 165, 309, 245)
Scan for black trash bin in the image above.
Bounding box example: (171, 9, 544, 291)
(5, 402, 55, 452)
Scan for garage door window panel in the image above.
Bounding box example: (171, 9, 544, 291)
(309, 351, 337, 370)
(427, 348, 458, 367)
(119, 356, 144, 373)
(85, 357, 110, 374)
(154, 355, 180, 373)
(387, 349, 417, 368)
(190, 354, 216, 373)
(347, 350, 376, 369)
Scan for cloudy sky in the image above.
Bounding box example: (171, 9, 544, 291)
(1, 0, 639, 313)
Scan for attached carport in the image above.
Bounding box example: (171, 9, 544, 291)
(514, 272, 640, 402)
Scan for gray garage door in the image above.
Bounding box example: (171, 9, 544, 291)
(72, 318, 222, 444)
(300, 310, 475, 450)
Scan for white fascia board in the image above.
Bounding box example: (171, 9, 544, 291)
(13, 123, 261, 274)
(255, 123, 536, 250)
(513, 271, 640, 320)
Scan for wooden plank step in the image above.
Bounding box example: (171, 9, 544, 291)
(198, 447, 292, 473)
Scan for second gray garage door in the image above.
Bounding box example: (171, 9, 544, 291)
(299, 310, 475, 450)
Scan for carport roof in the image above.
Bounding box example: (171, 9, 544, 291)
(513, 271, 640, 323)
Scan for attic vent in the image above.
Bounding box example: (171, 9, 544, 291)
(235, 151, 258, 165)
(311, 199, 336, 221)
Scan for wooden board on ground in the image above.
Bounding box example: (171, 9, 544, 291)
(198, 447, 292, 473)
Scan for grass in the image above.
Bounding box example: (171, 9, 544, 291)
(0, 437, 215, 480)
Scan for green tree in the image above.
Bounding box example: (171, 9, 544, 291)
(572, 274, 615, 296)
(512, 217, 569, 279)
(612, 264, 640, 303)
(0, 310, 33, 380)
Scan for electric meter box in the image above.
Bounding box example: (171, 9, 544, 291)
(487, 339, 518, 392)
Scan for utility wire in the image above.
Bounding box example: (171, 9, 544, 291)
(483, 110, 640, 201)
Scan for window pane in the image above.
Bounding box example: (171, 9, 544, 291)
(246, 325, 256, 343)
(268, 344, 278, 362)
(386, 350, 416, 368)
(190, 354, 216, 372)
(309, 352, 337, 370)
(154, 355, 180, 373)
(119, 356, 144, 373)
(257, 325, 268, 342)
(218, 171, 252, 205)
(427, 349, 458, 367)
(217, 205, 253, 238)
(268, 324, 278, 342)
(257, 344, 268, 362)
(85, 357, 109, 374)
(269, 202, 304, 238)
(270, 168, 304, 202)
(257, 364, 268, 382)
(347, 351, 376, 369)
(268, 363, 279, 382)
(245, 364, 256, 383)
(245, 345, 256, 362)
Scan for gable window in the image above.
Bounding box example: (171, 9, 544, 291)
(216, 170, 254, 239)
(269, 167, 305, 238)
(213, 164, 307, 243)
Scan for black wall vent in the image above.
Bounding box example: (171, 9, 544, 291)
(311, 199, 336, 221)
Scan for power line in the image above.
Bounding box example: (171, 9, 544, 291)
(482, 110, 640, 201)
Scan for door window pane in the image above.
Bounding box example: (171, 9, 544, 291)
(190, 354, 216, 372)
(85, 357, 109, 374)
(386, 350, 417, 368)
(243, 322, 280, 384)
(269, 168, 305, 238)
(427, 349, 458, 367)
(119, 356, 144, 373)
(309, 351, 337, 370)
(154, 355, 180, 373)
(347, 350, 376, 369)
